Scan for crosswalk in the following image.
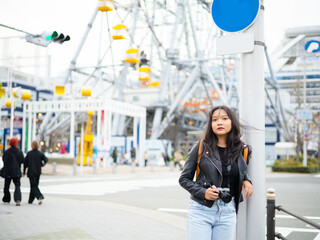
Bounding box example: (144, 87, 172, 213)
(21, 177, 179, 196)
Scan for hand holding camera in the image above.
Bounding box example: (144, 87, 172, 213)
(205, 185, 232, 203)
(217, 187, 232, 203)
(204, 185, 220, 201)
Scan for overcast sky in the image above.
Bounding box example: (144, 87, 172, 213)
(0, 0, 320, 78)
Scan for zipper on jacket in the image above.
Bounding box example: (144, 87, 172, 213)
(204, 153, 223, 187)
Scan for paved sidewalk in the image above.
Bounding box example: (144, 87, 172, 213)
(0, 195, 186, 240)
(0, 165, 186, 240)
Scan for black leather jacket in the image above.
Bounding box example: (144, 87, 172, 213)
(179, 141, 252, 213)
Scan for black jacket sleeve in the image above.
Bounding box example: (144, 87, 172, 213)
(179, 141, 206, 199)
(23, 153, 29, 175)
(41, 153, 48, 166)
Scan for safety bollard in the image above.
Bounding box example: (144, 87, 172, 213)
(150, 161, 155, 172)
(131, 163, 136, 173)
(112, 163, 116, 174)
(169, 161, 174, 171)
(93, 162, 97, 174)
(267, 188, 276, 240)
(73, 164, 77, 175)
(52, 162, 57, 173)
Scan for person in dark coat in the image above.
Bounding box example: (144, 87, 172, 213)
(2, 137, 24, 206)
(23, 140, 48, 205)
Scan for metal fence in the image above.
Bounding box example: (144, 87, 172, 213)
(266, 188, 320, 240)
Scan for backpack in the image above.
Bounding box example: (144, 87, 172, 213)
(196, 140, 250, 179)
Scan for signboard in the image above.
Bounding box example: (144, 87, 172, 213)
(297, 109, 313, 120)
(305, 40, 320, 53)
(216, 33, 254, 55)
(211, 0, 260, 32)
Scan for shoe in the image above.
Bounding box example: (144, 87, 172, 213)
(15, 201, 21, 206)
(38, 198, 43, 205)
(2, 201, 9, 205)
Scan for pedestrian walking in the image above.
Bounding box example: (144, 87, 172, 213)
(23, 140, 48, 205)
(123, 152, 129, 165)
(143, 151, 149, 167)
(2, 137, 24, 206)
(130, 147, 137, 166)
(179, 105, 253, 240)
(112, 147, 118, 165)
(174, 149, 183, 170)
(163, 152, 170, 166)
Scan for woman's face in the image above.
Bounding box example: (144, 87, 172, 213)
(211, 109, 232, 137)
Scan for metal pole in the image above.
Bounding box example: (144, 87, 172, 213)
(22, 102, 26, 153)
(9, 98, 14, 139)
(28, 111, 32, 151)
(303, 55, 307, 166)
(107, 110, 112, 168)
(139, 115, 146, 168)
(133, 117, 138, 166)
(103, 109, 107, 168)
(97, 110, 101, 168)
(267, 188, 276, 240)
(80, 123, 84, 175)
(32, 112, 36, 141)
(238, 1, 265, 240)
(70, 111, 75, 157)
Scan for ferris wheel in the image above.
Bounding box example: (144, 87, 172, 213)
(41, 0, 240, 142)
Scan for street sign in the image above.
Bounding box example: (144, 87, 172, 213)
(211, 0, 260, 32)
(297, 109, 313, 120)
(216, 33, 254, 55)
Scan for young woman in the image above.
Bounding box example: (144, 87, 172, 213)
(179, 105, 253, 240)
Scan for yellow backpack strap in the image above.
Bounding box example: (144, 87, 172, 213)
(196, 140, 203, 179)
(243, 144, 249, 164)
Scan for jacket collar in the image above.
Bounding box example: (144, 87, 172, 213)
(203, 142, 222, 170)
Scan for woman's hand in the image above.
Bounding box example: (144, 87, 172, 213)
(242, 180, 253, 199)
(204, 185, 219, 200)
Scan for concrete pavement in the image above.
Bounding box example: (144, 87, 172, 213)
(0, 164, 186, 240)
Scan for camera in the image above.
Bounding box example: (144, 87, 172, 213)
(217, 187, 232, 203)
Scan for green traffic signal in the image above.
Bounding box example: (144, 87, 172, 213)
(46, 31, 58, 41)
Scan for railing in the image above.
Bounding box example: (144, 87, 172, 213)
(266, 188, 320, 240)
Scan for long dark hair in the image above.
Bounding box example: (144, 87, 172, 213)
(203, 105, 243, 165)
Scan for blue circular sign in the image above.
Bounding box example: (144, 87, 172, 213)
(211, 0, 260, 33)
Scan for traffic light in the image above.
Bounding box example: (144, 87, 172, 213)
(45, 31, 70, 44)
(25, 31, 70, 47)
(52, 33, 70, 44)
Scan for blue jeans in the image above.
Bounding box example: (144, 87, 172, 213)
(187, 198, 237, 240)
